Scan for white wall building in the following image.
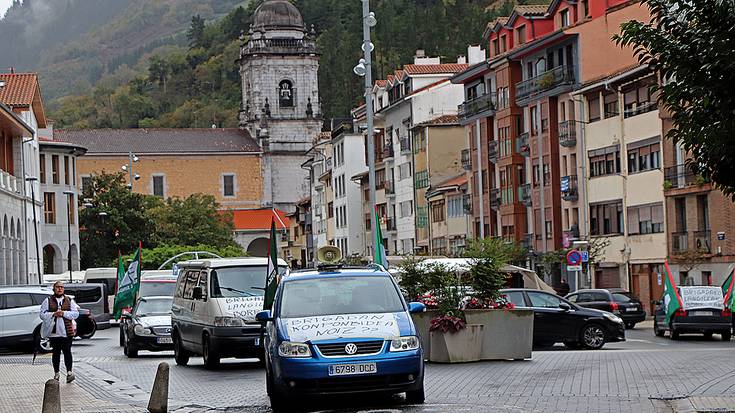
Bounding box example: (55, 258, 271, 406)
(331, 121, 367, 258)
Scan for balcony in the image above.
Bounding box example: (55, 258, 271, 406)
(458, 92, 497, 121)
(561, 175, 578, 201)
(671, 231, 688, 254)
(516, 65, 575, 102)
(558, 120, 577, 147)
(516, 132, 530, 157)
(490, 188, 501, 211)
(461, 149, 472, 171)
(488, 141, 498, 164)
(400, 137, 411, 154)
(664, 164, 709, 190)
(519, 183, 532, 206)
(383, 144, 394, 160)
(623, 101, 657, 118)
(0, 170, 22, 195)
(385, 180, 395, 197)
(694, 230, 712, 253)
(385, 217, 397, 232)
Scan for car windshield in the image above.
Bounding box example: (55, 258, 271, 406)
(139, 281, 176, 297)
(135, 298, 172, 316)
(280, 276, 405, 318)
(210, 266, 286, 298)
(612, 292, 636, 303)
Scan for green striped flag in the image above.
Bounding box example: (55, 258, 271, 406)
(663, 261, 683, 324)
(113, 244, 142, 318)
(264, 219, 279, 310)
(722, 269, 735, 310)
(373, 207, 388, 269)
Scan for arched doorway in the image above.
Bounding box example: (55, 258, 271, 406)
(44, 244, 58, 274)
(247, 237, 270, 257)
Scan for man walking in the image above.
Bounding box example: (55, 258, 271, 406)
(39, 281, 79, 383)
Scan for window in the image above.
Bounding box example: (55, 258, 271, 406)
(39, 154, 46, 183)
(500, 35, 507, 53)
(398, 163, 412, 181)
(447, 195, 464, 218)
(399, 201, 413, 218)
(67, 193, 75, 225)
(223, 174, 235, 197)
(431, 200, 445, 222)
(492, 39, 499, 55)
(516, 25, 526, 45)
(604, 92, 618, 117)
(152, 175, 165, 197)
(589, 145, 621, 177)
(502, 291, 526, 307)
(414, 170, 429, 188)
(64, 156, 70, 185)
(328, 202, 334, 219)
(528, 291, 563, 308)
(627, 203, 664, 235)
(51, 155, 59, 184)
(278, 79, 294, 107)
(623, 78, 656, 117)
(3, 293, 33, 309)
(588, 95, 601, 122)
(560, 9, 570, 28)
(627, 138, 660, 173)
(81, 176, 92, 198)
(590, 200, 624, 236)
(44, 192, 55, 224)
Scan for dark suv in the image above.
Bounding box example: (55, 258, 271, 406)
(566, 289, 646, 329)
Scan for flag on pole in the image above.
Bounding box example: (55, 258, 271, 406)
(373, 206, 388, 269)
(113, 243, 142, 318)
(663, 261, 684, 324)
(722, 269, 735, 310)
(264, 218, 279, 310)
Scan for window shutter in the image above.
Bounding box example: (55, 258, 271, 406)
(627, 207, 639, 235)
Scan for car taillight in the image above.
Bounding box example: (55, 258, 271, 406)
(610, 302, 619, 312)
(675, 309, 687, 317)
(723, 309, 732, 317)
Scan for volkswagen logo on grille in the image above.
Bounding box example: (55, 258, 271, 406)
(344, 343, 358, 355)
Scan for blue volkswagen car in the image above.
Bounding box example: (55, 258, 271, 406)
(256, 267, 426, 411)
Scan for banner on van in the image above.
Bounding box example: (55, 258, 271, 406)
(680, 286, 724, 310)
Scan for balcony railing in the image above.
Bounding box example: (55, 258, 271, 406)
(0, 170, 22, 194)
(385, 180, 395, 196)
(490, 188, 501, 211)
(623, 101, 657, 118)
(664, 164, 709, 190)
(694, 230, 712, 253)
(461, 149, 472, 171)
(383, 145, 394, 159)
(516, 65, 575, 101)
(386, 217, 397, 232)
(519, 183, 532, 206)
(516, 132, 530, 157)
(458, 92, 497, 120)
(671, 231, 688, 254)
(242, 37, 317, 55)
(558, 120, 577, 147)
(400, 137, 411, 154)
(561, 175, 578, 201)
(488, 141, 498, 164)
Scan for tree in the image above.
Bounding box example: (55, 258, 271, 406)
(120, 244, 246, 270)
(463, 237, 514, 301)
(148, 194, 238, 248)
(187, 14, 206, 49)
(615, 0, 735, 198)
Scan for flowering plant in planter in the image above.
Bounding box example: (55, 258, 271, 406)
(418, 293, 438, 309)
(429, 315, 466, 333)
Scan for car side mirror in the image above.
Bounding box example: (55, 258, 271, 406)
(559, 302, 572, 312)
(192, 287, 205, 301)
(256, 310, 273, 322)
(408, 302, 425, 314)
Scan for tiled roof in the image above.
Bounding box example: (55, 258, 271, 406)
(514, 4, 550, 17)
(436, 174, 468, 188)
(417, 114, 460, 126)
(403, 63, 469, 75)
(232, 209, 289, 231)
(375, 80, 387, 87)
(489, 16, 509, 28)
(395, 69, 406, 80)
(55, 128, 260, 154)
(0, 73, 38, 106)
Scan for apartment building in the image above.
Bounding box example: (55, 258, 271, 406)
(304, 132, 334, 253)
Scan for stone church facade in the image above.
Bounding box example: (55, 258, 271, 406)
(239, 0, 322, 213)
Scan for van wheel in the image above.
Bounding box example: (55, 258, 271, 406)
(203, 335, 220, 370)
(173, 332, 190, 366)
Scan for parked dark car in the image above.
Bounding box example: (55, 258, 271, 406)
(652, 290, 732, 341)
(565, 289, 646, 329)
(120, 296, 173, 357)
(500, 288, 626, 350)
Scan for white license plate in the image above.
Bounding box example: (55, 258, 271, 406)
(625, 307, 637, 312)
(692, 311, 713, 316)
(157, 337, 173, 344)
(328, 363, 377, 376)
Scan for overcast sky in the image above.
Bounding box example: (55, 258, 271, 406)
(0, 0, 13, 18)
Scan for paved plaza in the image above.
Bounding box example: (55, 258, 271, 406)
(3, 321, 735, 412)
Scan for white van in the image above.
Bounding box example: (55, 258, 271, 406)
(171, 257, 288, 369)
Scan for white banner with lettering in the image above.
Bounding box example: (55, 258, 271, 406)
(223, 296, 264, 322)
(679, 286, 723, 310)
(285, 313, 400, 342)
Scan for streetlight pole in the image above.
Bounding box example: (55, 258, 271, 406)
(25, 176, 41, 282)
(63, 190, 75, 282)
(356, 0, 379, 260)
(122, 152, 140, 190)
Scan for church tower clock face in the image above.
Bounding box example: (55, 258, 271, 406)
(238, 0, 323, 212)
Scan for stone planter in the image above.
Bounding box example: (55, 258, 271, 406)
(412, 309, 533, 361)
(429, 324, 484, 363)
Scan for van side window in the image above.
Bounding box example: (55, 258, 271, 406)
(175, 270, 188, 298)
(183, 271, 200, 299)
(197, 271, 208, 299)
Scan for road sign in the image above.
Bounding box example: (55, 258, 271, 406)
(567, 265, 582, 271)
(566, 249, 582, 266)
(581, 251, 589, 263)
(718, 232, 726, 241)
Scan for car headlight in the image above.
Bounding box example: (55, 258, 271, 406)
(603, 312, 623, 324)
(214, 316, 245, 327)
(389, 336, 420, 352)
(133, 324, 154, 336)
(278, 341, 312, 358)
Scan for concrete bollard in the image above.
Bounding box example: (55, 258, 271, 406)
(147, 362, 169, 413)
(42, 379, 61, 413)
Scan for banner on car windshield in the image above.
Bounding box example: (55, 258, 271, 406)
(285, 313, 400, 342)
(679, 286, 724, 310)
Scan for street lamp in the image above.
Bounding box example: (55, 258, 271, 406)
(24, 176, 41, 282)
(121, 152, 140, 190)
(63, 190, 75, 282)
(355, 0, 379, 262)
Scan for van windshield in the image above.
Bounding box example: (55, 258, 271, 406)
(210, 266, 276, 298)
(280, 276, 405, 318)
